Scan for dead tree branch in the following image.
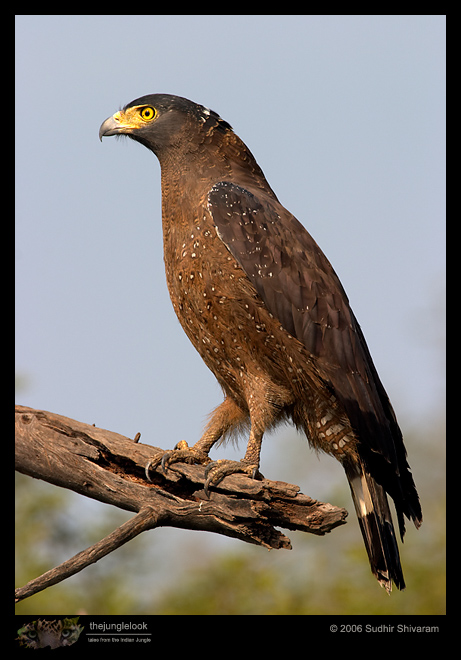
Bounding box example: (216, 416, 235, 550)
(15, 405, 348, 602)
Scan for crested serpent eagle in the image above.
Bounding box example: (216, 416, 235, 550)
(100, 94, 422, 592)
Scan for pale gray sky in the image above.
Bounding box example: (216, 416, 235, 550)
(16, 14, 445, 486)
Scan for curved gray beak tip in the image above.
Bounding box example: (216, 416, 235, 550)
(99, 116, 119, 142)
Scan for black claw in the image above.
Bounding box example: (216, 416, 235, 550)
(204, 480, 212, 499)
(204, 461, 217, 478)
(145, 457, 160, 482)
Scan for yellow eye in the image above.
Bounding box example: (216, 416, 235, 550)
(140, 106, 156, 121)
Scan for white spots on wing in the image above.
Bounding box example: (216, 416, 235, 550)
(214, 224, 225, 242)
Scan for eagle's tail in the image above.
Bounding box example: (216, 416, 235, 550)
(344, 460, 405, 593)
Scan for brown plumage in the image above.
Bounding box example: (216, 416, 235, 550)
(100, 94, 422, 592)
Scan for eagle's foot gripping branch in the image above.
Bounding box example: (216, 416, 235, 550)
(203, 459, 262, 497)
(145, 442, 262, 498)
(145, 440, 211, 482)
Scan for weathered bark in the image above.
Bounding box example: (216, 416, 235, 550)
(15, 405, 348, 601)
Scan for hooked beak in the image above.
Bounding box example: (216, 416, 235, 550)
(99, 111, 130, 141)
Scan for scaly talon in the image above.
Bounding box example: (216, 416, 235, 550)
(145, 441, 211, 482)
(203, 459, 262, 497)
